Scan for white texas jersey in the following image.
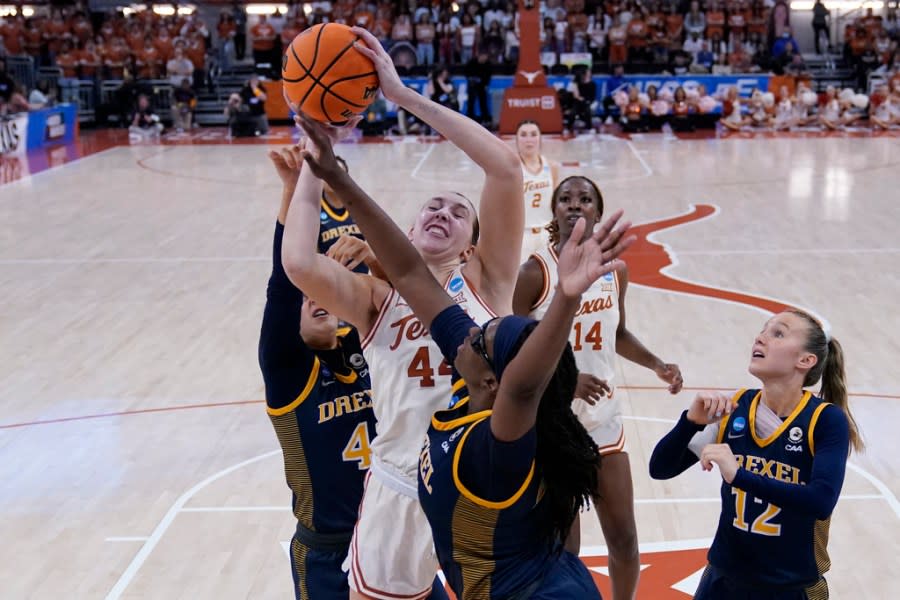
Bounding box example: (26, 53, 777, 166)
(361, 267, 497, 481)
(529, 244, 620, 382)
(522, 156, 555, 231)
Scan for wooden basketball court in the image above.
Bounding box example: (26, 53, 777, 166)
(2, 130, 898, 599)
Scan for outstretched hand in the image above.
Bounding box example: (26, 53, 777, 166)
(556, 210, 635, 299)
(351, 27, 402, 103)
(267, 144, 304, 188)
(294, 113, 360, 184)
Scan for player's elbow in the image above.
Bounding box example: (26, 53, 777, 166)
(281, 245, 314, 287)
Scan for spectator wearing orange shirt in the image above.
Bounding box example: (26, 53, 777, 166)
(55, 41, 80, 78)
(43, 12, 71, 61)
(251, 14, 277, 75)
(608, 13, 629, 66)
(155, 27, 175, 63)
(104, 37, 129, 79)
(1, 16, 25, 56)
(23, 18, 42, 60)
(184, 34, 207, 89)
(136, 36, 162, 78)
(72, 12, 93, 46)
(79, 40, 103, 79)
(626, 9, 649, 62)
(665, 4, 684, 50)
(705, 2, 726, 42)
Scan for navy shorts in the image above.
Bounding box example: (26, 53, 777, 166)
(289, 536, 349, 600)
(532, 551, 603, 599)
(694, 565, 828, 600)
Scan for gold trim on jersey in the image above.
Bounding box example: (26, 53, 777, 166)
(452, 378, 468, 395)
(808, 401, 832, 456)
(431, 398, 489, 431)
(267, 358, 321, 416)
(320, 197, 350, 222)
(334, 370, 358, 384)
(716, 388, 747, 444)
(452, 415, 536, 509)
(749, 390, 812, 448)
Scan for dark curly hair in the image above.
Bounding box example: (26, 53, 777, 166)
(506, 324, 601, 546)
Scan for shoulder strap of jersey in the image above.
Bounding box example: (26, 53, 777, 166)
(267, 357, 321, 416)
(452, 416, 536, 509)
(716, 388, 749, 444)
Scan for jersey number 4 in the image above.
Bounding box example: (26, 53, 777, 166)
(342, 423, 372, 470)
(731, 488, 781, 536)
(408, 346, 453, 388)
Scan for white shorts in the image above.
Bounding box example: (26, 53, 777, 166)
(345, 471, 439, 599)
(521, 227, 550, 263)
(572, 389, 626, 455)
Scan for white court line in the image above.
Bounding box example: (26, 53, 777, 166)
(409, 143, 437, 181)
(624, 415, 900, 520)
(625, 140, 654, 177)
(104, 449, 281, 600)
(105, 537, 150, 542)
(0, 256, 268, 265)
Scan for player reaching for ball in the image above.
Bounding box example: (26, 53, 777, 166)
(281, 27, 524, 600)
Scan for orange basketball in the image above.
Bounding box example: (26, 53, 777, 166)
(282, 23, 379, 124)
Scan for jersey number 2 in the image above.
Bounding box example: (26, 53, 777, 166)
(731, 488, 781, 536)
(408, 346, 452, 387)
(342, 423, 372, 470)
(531, 193, 542, 208)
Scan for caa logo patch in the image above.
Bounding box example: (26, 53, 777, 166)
(788, 426, 803, 443)
(448, 277, 464, 293)
(349, 353, 366, 369)
(732, 416, 746, 433)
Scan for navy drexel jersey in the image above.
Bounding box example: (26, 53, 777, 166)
(318, 196, 367, 274)
(419, 397, 562, 599)
(710, 388, 834, 589)
(259, 222, 376, 535)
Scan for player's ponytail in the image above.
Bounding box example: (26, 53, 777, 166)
(819, 337, 863, 453)
(791, 311, 864, 453)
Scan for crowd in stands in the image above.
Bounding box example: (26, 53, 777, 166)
(0, 0, 898, 135)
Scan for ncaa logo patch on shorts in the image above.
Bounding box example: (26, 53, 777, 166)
(448, 277, 464, 293)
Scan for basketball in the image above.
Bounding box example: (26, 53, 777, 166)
(282, 23, 380, 124)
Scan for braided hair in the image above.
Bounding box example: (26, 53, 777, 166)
(506, 324, 601, 546)
(545, 176, 605, 246)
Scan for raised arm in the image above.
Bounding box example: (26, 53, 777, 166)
(491, 214, 634, 442)
(298, 117, 454, 329)
(353, 27, 524, 309)
(279, 143, 382, 333)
